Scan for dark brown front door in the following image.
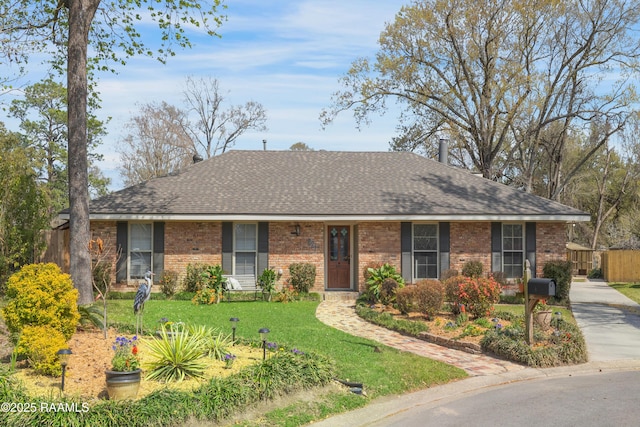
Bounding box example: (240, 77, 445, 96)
(327, 226, 350, 289)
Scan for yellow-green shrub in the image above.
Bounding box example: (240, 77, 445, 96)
(17, 325, 67, 376)
(2, 263, 80, 340)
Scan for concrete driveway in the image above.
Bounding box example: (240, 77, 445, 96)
(570, 278, 640, 361)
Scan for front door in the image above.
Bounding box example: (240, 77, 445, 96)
(327, 225, 350, 289)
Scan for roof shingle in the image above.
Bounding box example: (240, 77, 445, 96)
(82, 151, 590, 221)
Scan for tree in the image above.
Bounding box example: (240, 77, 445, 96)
(118, 101, 194, 186)
(322, 0, 640, 196)
(182, 76, 268, 158)
(9, 78, 110, 213)
(0, 124, 50, 289)
(289, 142, 314, 151)
(1, 0, 225, 304)
(564, 117, 640, 249)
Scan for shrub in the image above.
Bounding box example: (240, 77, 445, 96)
(274, 283, 298, 303)
(481, 317, 587, 367)
(587, 268, 603, 279)
(379, 278, 400, 305)
(543, 260, 573, 303)
(182, 263, 208, 293)
(186, 324, 232, 361)
(364, 263, 405, 304)
(192, 288, 218, 305)
(158, 270, 179, 298)
(258, 268, 277, 295)
(461, 260, 483, 278)
(201, 264, 227, 295)
(413, 279, 445, 319)
(490, 271, 508, 286)
(356, 304, 429, 336)
(16, 325, 67, 376)
(443, 275, 467, 314)
(396, 286, 415, 314)
(2, 263, 80, 340)
(288, 263, 316, 293)
(145, 324, 209, 382)
(363, 261, 383, 281)
(440, 268, 459, 281)
(449, 276, 502, 318)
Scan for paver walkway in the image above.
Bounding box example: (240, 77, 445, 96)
(315, 299, 526, 376)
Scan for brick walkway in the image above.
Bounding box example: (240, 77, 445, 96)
(316, 299, 527, 376)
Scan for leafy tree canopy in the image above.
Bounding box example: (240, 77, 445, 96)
(0, 0, 227, 77)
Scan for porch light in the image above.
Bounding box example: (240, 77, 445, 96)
(292, 225, 300, 236)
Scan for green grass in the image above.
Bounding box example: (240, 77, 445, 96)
(106, 299, 466, 424)
(608, 282, 640, 304)
(493, 303, 574, 322)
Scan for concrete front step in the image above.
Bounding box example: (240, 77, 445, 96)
(321, 291, 360, 301)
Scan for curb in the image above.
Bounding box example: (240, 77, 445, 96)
(312, 360, 640, 427)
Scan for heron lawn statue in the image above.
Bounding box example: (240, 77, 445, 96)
(133, 271, 154, 335)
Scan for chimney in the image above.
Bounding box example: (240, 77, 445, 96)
(193, 153, 203, 163)
(438, 138, 448, 165)
(263, 139, 267, 151)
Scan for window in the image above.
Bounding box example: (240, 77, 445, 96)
(129, 223, 152, 279)
(413, 224, 438, 279)
(503, 224, 523, 278)
(234, 223, 257, 275)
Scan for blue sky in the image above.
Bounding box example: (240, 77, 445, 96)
(91, 0, 407, 190)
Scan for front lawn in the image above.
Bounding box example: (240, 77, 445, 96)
(106, 299, 466, 398)
(608, 282, 640, 304)
(1, 298, 467, 426)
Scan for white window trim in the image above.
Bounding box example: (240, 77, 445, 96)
(502, 223, 524, 278)
(128, 222, 153, 281)
(233, 222, 258, 276)
(412, 223, 439, 281)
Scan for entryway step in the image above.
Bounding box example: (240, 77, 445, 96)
(321, 291, 360, 301)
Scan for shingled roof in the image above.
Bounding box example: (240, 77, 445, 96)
(72, 150, 590, 222)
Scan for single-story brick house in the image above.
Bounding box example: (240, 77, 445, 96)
(60, 150, 590, 293)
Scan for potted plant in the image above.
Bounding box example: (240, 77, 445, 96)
(533, 299, 552, 329)
(105, 335, 142, 400)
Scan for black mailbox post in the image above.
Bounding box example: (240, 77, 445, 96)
(527, 278, 556, 297)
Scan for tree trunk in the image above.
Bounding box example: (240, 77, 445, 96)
(68, 0, 100, 305)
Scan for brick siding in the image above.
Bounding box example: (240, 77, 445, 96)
(89, 220, 568, 292)
(356, 222, 401, 292)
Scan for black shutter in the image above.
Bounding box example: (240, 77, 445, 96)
(257, 222, 269, 276)
(526, 222, 536, 277)
(491, 222, 502, 272)
(153, 222, 164, 280)
(439, 222, 450, 277)
(116, 222, 128, 283)
(401, 222, 412, 283)
(222, 222, 233, 274)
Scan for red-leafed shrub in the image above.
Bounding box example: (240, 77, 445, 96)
(450, 276, 502, 318)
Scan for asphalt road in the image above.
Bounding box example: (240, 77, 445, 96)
(366, 370, 640, 427)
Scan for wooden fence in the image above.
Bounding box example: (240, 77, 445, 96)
(601, 250, 640, 282)
(37, 227, 70, 273)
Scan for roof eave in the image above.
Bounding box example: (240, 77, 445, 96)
(60, 213, 591, 223)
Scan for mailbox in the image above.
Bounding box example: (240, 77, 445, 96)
(527, 278, 556, 296)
